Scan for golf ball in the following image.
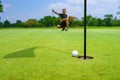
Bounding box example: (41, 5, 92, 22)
(72, 50, 78, 57)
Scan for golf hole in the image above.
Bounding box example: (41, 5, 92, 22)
(77, 56, 94, 60)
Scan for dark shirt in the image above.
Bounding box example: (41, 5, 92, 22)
(58, 13, 68, 19)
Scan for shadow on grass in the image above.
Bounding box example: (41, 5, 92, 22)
(3, 46, 69, 59)
(3, 47, 37, 59)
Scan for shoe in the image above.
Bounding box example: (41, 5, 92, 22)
(61, 28, 65, 31)
(57, 25, 62, 28)
(65, 28, 68, 31)
(61, 29, 64, 31)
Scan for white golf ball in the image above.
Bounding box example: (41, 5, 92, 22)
(72, 50, 78, 57)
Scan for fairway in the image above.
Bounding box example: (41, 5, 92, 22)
(0, 28, 120, 80)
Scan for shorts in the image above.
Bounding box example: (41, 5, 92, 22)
(59, 21, 67, 28)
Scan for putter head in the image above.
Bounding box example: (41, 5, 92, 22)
(68, 16, 74, 21)
(57, 25, 62, 28)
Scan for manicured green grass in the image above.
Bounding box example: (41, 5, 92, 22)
(0, 28, 120, 80)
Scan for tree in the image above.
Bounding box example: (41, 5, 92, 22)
(89, 17, 98, 26)
(38, 16, 59, 27)
(112, 16, 120, 26)
(104, 14, 113, 26)
(97, 18, 103, 26)
(112, 19, 120, 26)
(15, 20, 23, 27)
(0, 0, 3, 24)
(42, 16, 54, 27)
(81, 15, 98, 26)
(38, 19, 46, 27)
(3, 20, 11, 27)
(0, 21, 2, 27)
(25, 19, 38, 27)
(0, 0, 3, 12)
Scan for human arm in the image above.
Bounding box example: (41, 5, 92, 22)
(62, 18, 69, 21)
(52, 9, 58, 14)
(62, 16, 74, 21)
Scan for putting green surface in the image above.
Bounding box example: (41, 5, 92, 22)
(0, 28, 120, 80)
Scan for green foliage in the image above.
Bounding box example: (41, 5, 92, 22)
(25, 19, 38, 27)
(112, 19, 120, 26)
(0, 3, 120, 28)
(86, 15, 98, 26)
(0, 21, 2, 27)
(104, 14, 113, 26)
(38, 16, 59, 27)
(0, 14, 120, 28)
(97, 18, 103, 26)
(3, 20, 11, 27)
(16, 20, 22, 26)
(0, 0, 3, 12)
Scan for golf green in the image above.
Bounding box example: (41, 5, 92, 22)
(0, 28, 120, 80)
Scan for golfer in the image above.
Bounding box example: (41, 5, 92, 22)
(52, 9, 69, 31)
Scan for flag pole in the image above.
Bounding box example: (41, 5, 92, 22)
(84, 0, 87, 59)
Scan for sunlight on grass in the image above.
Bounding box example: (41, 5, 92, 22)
(0, 28, 120, 80)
